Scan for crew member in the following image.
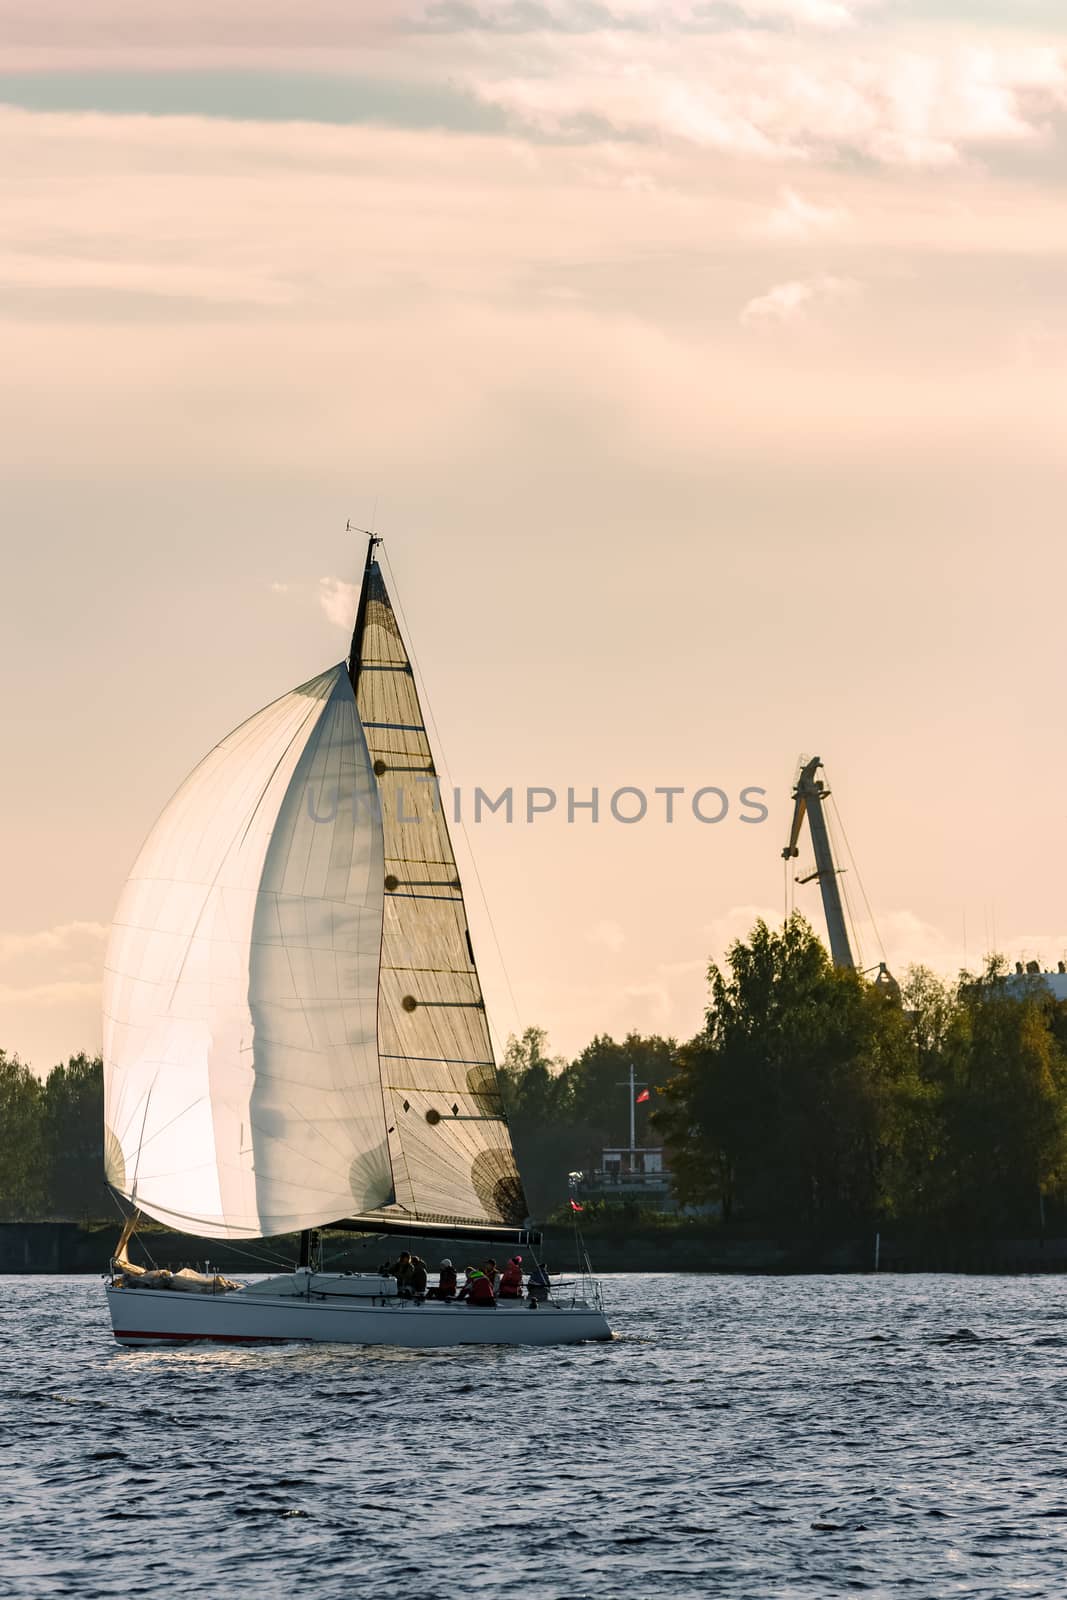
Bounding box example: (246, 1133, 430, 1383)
(427, 1259, 458, 1300)
(498, 1255, 524, 1298)
(527, 1262, 551, 1303)
(458, 1266, 496, 1307)
(389, 1252, 416, 1297)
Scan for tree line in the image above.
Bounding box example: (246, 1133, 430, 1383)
(0, 1052, 105, 1219)
(657, 916, 1067, 1235)
(504, 915, 1067, 1236)
(4, 912, 1067, 1235)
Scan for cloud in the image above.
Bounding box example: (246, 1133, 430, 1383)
(859, 910, 1067, 983)
(0, 0, 401, 52)
(739, 272, 858, 328)
(0, 69, 514, 135)
(585, 918, 626, 952)
(697, 0, 874, 26)
(415, 0, 875, 33)
(269, 580, 290, 593)
(469, 36, 1067, 169)
(0, 980, 101, 1008)
(620, 979, 674, 1023)
(0, 247, 294, 307)
(0, 17, 1063, 176)
(0, 922, 107, 963)
(318, 575, 359, 628)
(0, 0, 878, 59)
(416, 0, 653, 33)
(0, 922, 106, 1027)
(760, 186, 845, 239)
(701, 905, 786, 965)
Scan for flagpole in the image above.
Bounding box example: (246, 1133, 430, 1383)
(629, 1062, 636, 1153)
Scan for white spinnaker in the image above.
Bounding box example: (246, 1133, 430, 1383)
(102, 666, 391, 1240)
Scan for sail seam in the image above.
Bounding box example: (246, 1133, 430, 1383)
(379, 1053, 496, 1066)
(161, 686, 331, 1016)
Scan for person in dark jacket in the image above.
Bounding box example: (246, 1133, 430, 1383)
(527, 1263, 551, 1303)
(389, 1252, 415, 1297)
(410, 1256, 428, 1298)
(482, 1258, 499, 1290)
(457, 1266, 496, 1307)
(426, 1259, 458, 1300)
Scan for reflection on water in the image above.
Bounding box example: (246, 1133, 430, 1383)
(3, 1273, 1067, 1598)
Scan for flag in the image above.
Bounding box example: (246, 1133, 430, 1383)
(636, 1088, 650, 1104)
(569, 1199, 584, 1212)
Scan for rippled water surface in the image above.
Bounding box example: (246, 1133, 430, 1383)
(4, 1273, 1067, 1598)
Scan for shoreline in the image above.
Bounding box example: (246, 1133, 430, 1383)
(6, 1221, 1067, 1276)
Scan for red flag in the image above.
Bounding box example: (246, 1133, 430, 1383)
(569, 1199, 584, 1212)
(636, 1088, 650, 1104)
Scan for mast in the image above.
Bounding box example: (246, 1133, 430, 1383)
(782, 756, 854, 969)
(294, 530, 382, 1272)
(341, 534, 529, 1233)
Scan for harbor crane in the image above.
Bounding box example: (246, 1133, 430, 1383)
(782, 755, 898, 994)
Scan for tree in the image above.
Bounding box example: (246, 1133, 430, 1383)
(0, 1051, 46, 1217)
(656, 916, 919, 1227)
(498, 1026, 676, 1217)
(41, 1054, 105, 1218)
(498, 1027, 578, 1216)
(938, 961, 1067, 1231)
(559, 1032, 676, 1169)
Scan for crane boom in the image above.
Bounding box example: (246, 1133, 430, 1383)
(782, 756, 854, 969)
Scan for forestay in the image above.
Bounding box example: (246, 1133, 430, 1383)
(102, 666, 390, 1239)
(351, 560, 528, 1228)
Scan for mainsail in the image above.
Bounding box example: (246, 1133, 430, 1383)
(102, 666, 390, 1239)
(348, 550, 528, 1228)
(103, 548, 528, 1246)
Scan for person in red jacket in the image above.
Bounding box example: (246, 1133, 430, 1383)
(498, 1255, 524, 1298)
(458, 1266, 496, 1306)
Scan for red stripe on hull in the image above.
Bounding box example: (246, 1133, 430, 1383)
(113, 1329, 296, 1344)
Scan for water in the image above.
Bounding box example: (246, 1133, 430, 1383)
(3, 1273, 1067, 1599)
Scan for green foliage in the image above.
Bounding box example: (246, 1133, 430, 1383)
(934, 961, 1067, 1231)
(0, 1051, 46, 1217)
(499, 1025, 676, 1217)
(4, 931, 1067, 1236)
(544, 1197, 696, 1231)
(0, 1052, 104, 1219)
(41, 1053, 106, 1217)
(653, 920, 1067, 1234)
(654, 916, 917, 1225)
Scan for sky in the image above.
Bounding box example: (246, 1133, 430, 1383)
(2, 0, 1066, 1073)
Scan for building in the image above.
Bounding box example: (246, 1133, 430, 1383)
(1006, 961, 1067, 1001)
(574, 1145, 675, 1211)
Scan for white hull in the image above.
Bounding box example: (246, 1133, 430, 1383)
(105, 1279, 612, 1348)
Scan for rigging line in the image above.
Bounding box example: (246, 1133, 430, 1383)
(828, 794, 885, 967)
(203, 1238, 292, 1270)
(321, 1231, 383, 1273)
(825, 801, 864, 970)
(106, 1191, 161, 1271)
(379, 544, 523, 1049)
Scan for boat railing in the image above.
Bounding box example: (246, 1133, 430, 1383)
(583, 1168, 672, 1189)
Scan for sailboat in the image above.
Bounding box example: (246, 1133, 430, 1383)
(102, 537, 611, 1347)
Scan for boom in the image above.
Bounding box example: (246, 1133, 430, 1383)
(782, 756, 854, 969)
